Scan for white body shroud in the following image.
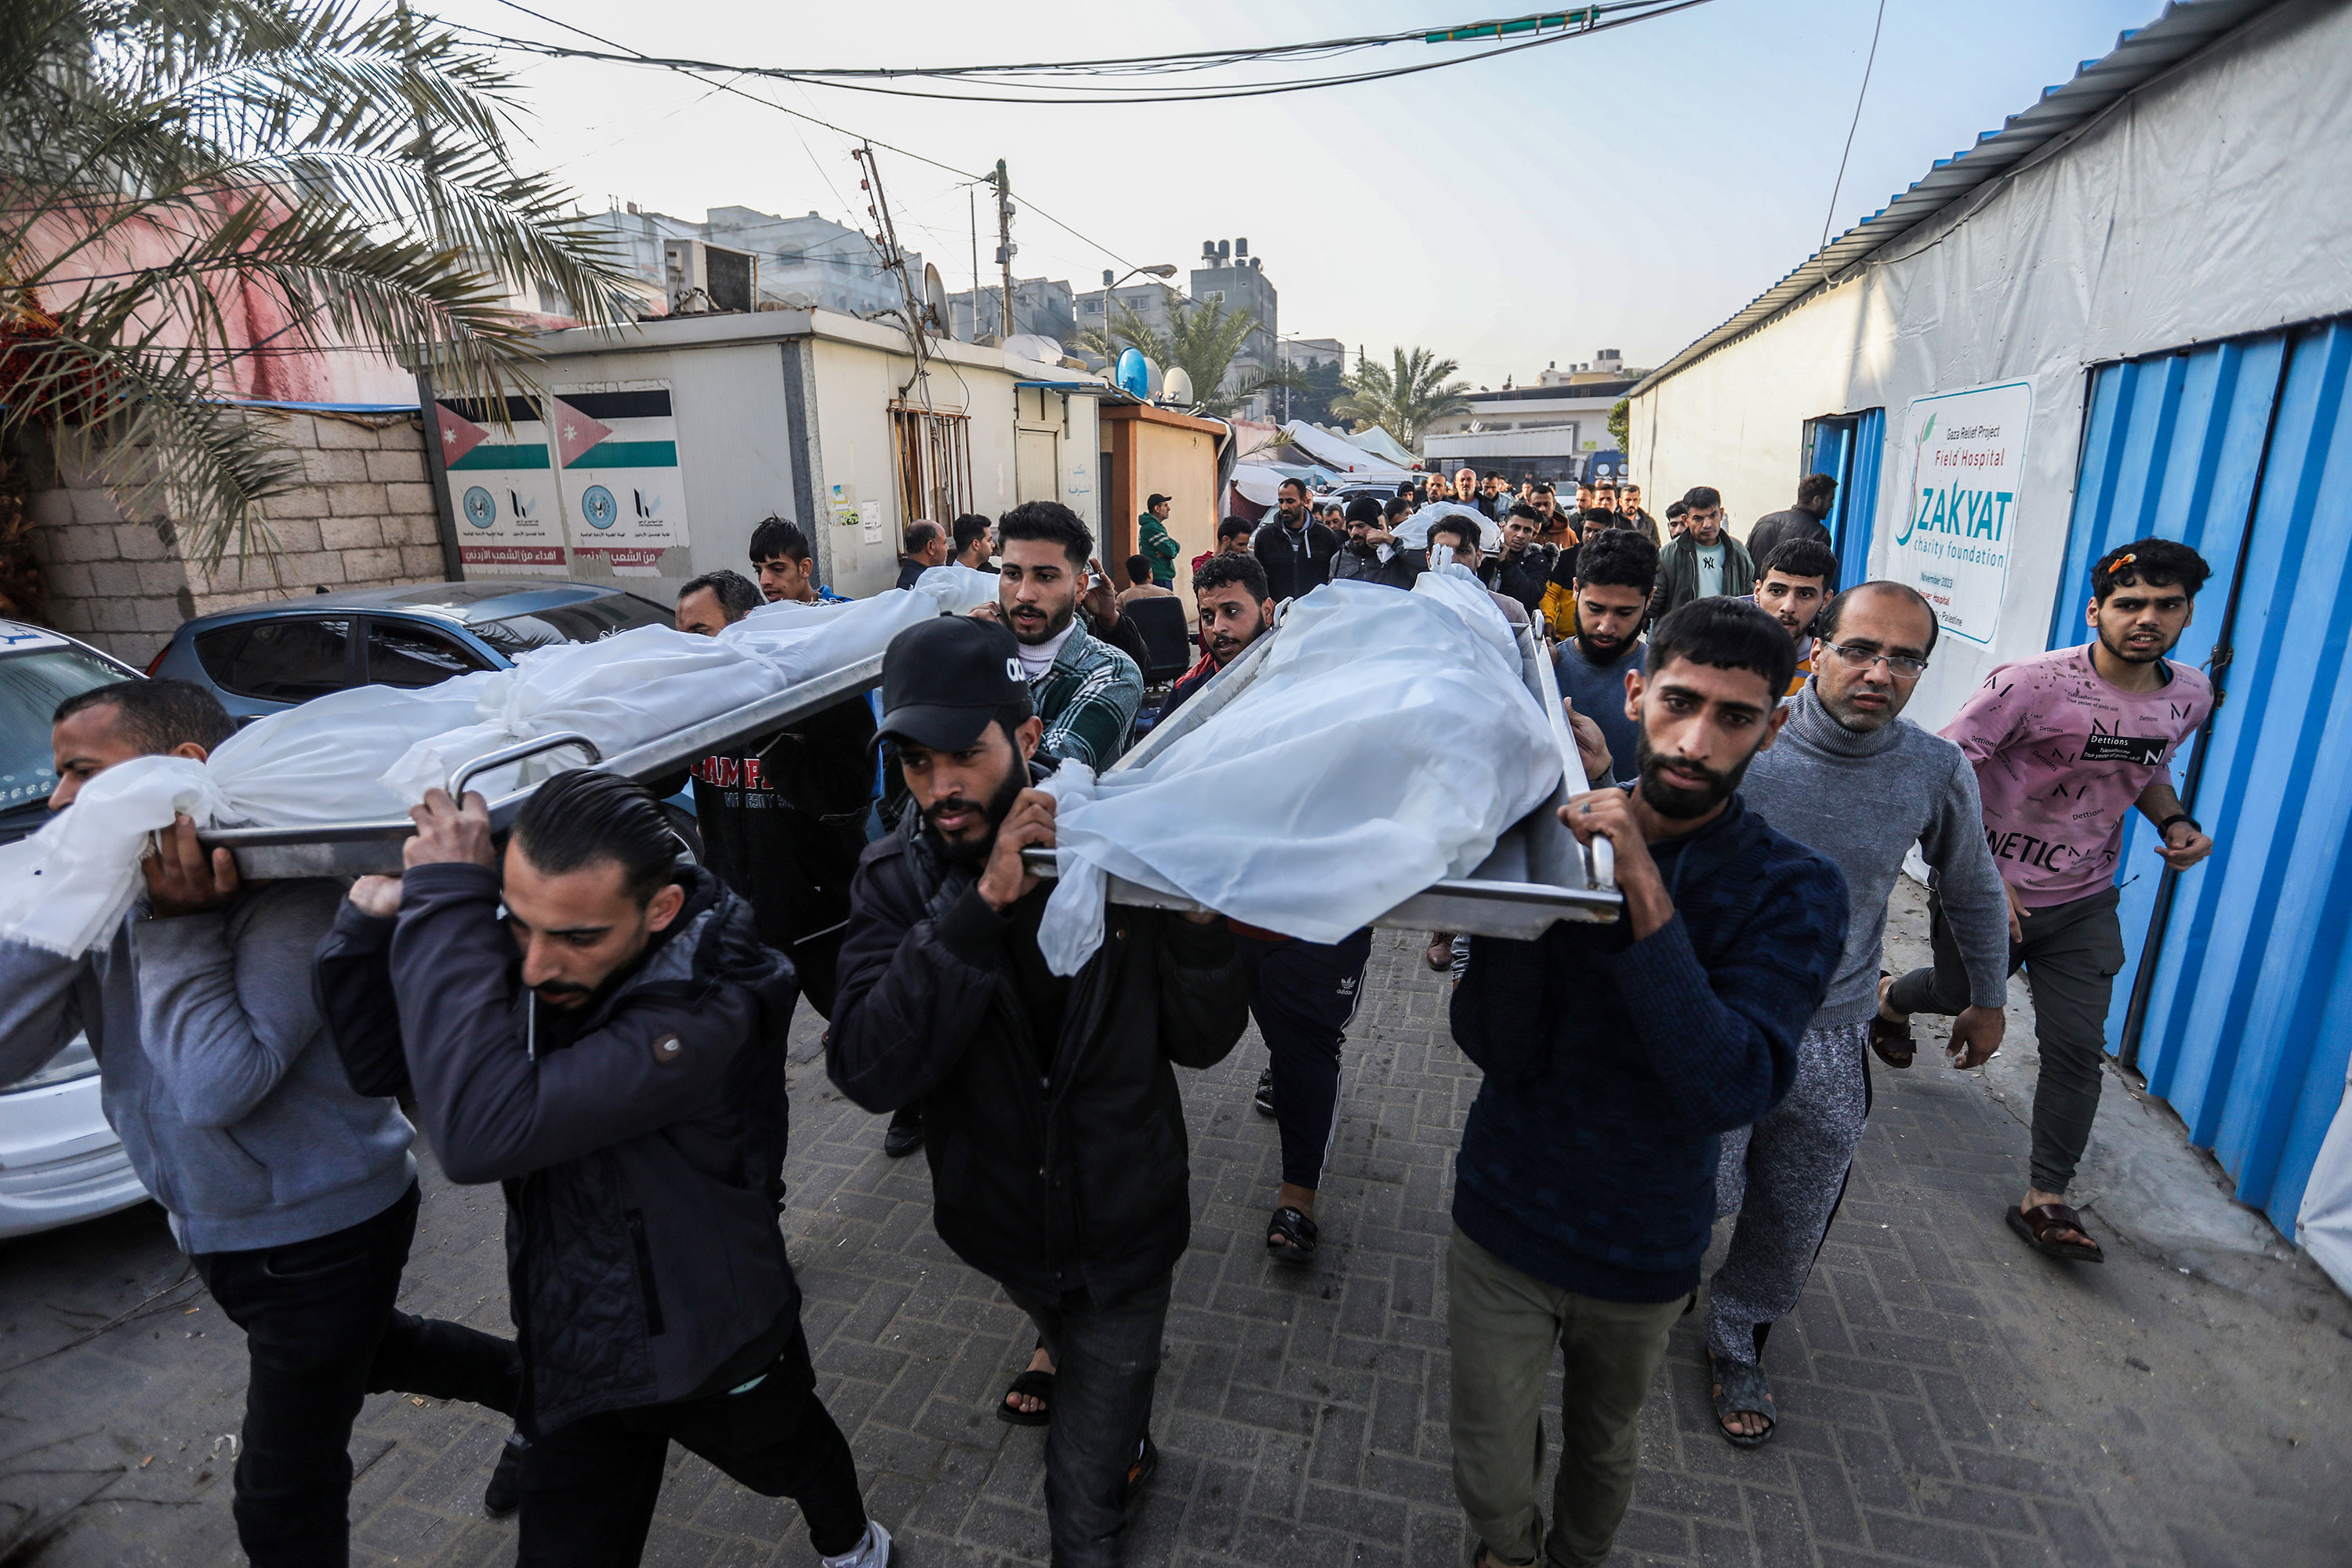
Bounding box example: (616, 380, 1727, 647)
(0, 590, 936, 959)
(1035, 573, 1562, 975)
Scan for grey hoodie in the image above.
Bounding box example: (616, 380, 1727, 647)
(1739, 682, 2011, 1029)
(0, 879, 415, 1254)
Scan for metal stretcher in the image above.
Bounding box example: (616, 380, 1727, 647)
(1019, 610, 1622, 938)
(198, 653, 889, 880)
(199, 609, 1621, 938)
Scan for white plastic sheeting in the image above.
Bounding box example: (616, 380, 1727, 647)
(2298, 1087, 2352, 1294)
(1033, 573, 1559, 975)
(0, 757, 220, 958)
(0, 590, 938, 958)
(1392, 500, 1485, 553)
(910, 563, 1003, 614)
(1279, 422, 1412, 483)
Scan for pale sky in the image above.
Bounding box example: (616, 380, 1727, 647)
(448, 0, 2157, 388)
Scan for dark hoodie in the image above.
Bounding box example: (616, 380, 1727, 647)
(317, 862, 801, 1432)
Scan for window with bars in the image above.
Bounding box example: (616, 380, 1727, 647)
(891, 405, 975, 527)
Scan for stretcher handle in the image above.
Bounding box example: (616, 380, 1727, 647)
(445, 731, 602, 804)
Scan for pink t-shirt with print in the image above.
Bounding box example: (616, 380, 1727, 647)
(1941, 644, 2213, 909)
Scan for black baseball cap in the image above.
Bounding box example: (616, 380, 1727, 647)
(876, 616, 1030, 752)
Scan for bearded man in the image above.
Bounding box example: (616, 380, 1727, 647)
(1443, 597, 1847, 1568)
(826, 616, 1247, 1568)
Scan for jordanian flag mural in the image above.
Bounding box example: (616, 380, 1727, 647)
(550, 383, 691, 576)
(437, 394, 568, 573)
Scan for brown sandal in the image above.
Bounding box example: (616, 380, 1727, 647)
(2006, 1202, 2104, 1263)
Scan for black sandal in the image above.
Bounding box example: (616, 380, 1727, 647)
(1266, 1204, 1319, 1263)
(1707, 1348, 1777, 1448)
(996, 1344, 1054, 1427)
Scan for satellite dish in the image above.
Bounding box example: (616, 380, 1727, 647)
(921, 263, 955, 338)
(1005, 332, 1062, 365)
(1143, 358, 1164, 397)
(1162, 367, 1194, 404)
(1115, 347, 1150, 398)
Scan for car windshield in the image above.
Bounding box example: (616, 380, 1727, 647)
(470, 594, 673, 659)
(0, 645, 132, 824)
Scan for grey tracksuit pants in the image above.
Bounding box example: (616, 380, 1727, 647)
(1708, 1022, 1871, 1367)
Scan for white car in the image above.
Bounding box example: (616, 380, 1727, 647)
(0, 619, 152, 1238)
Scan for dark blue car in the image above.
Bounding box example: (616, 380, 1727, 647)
(151, 579, 677, 723)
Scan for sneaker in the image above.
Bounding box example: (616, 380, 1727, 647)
(1253, 1066, 1276, 1118)
(482, 1431, 527, 1519)
(822, 1519, 891, 1568)
(883, 1106, 924, 1158)
(1123, 1434, 1158, 1508)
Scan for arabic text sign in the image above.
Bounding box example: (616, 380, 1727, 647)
(1889, 379, 2033, 648)
(554, 383, 689, 576)
(439, 397, 566, 573)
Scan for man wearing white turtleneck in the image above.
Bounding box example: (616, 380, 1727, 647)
(1700, 582, 2012, 1450)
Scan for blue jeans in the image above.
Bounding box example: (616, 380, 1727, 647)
(1006, 1276, 1172, 1566)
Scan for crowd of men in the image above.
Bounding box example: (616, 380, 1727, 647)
(1, 455, 2222, 1567)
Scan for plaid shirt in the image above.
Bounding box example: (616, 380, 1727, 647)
(1031, 620, 1143, 773)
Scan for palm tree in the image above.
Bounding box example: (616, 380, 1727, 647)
(0, 0, 632, 569)
(1333, 347, 1473, 452)
(1078, 294, 1294, 419)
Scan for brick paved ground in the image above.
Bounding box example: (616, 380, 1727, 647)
(3, 906, 2348, 1566)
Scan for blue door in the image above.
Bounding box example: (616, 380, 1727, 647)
(1799, 409, 1884, 588)
(2051, 321, 2352, 1231)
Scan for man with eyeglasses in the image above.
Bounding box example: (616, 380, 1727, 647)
(1700, 581, 2010, 1449)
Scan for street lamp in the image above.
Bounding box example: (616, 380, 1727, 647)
(1099, 263, 1177, 368)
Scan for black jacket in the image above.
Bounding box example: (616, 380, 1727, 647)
(1251, 517, 1340, 604)
(1494, 543, 1557, 615)
(318, 862, 801, 1433)
(673, 695, 873, 1012)
(826, 801, 1249, 1304)
(1650, 530, 1757, 624)
(1330, 539, 1417, 589)
(1744, 508, 1832, 572)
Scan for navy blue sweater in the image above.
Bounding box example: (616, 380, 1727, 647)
(1450, 794, 1847, 1302)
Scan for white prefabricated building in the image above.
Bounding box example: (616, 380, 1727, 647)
(419, 309, 1102, 602)
(1628, 0, 2352, 1275)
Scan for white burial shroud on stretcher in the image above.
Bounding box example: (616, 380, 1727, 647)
(0, 589, 940, 960)
(1033, 573, 1568, 975)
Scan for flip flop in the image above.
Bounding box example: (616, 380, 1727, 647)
(1871, 972, 1915, 1068)
(996, 1367, 1054, 1427)
(2007, 1202, 2104, 1263)
(1267, 1204, 1319, 1264)
(1707, 1348, 1777, 1447)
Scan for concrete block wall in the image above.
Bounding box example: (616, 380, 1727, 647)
(21, 408, 448, 664)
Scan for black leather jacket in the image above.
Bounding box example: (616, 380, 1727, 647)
(318, 862, 800, 1432)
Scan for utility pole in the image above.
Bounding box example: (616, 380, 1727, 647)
(993, 159, 1014, 341)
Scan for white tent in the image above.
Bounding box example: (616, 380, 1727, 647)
(1278, 421, 1412, 485)
(1340, 424, 1418, 468)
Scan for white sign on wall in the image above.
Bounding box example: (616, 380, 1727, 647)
(1889, 379, 2033, 648)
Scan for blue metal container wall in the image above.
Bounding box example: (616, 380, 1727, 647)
(1839, 408, 1884, 592)
(2053, 323, 2352, 1230)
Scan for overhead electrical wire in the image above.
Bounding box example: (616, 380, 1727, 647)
(465, 1, 1717, 107)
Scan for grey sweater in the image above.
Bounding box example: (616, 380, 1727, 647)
(1740, 684, 2010, 1029)
(0, 880, 415, 1254)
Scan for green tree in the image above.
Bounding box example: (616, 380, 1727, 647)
(1079, 293, 1287, 418)
(1332, 347, 1472, 452)
(0, 0, 630, 568)
(1608, 397, 1630, 455)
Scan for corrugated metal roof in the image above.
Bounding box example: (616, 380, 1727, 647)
(1631, 0, 2288, 397)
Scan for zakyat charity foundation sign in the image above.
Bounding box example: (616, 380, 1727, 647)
(1890, 379, 2031, 648)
